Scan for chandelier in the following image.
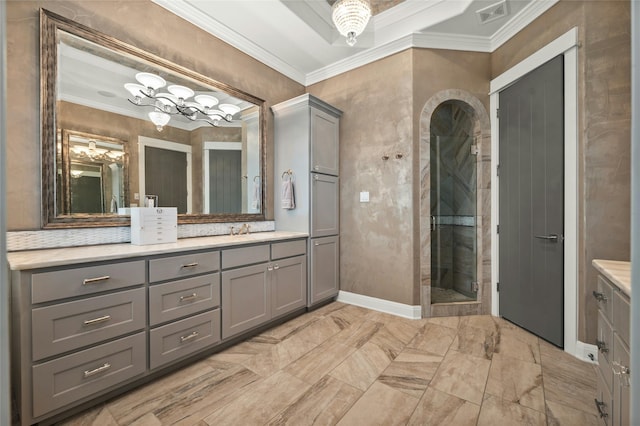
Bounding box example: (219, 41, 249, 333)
(70, 140, 125, 163)
(124, 72, 241, 131)
(331, 0, 372, 46)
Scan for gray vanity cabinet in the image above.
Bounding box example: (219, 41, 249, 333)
(10, 235, 307, 425)
(221, 241, 308, 339)
(311, 173, 339, 237)
(148, 251, 221, 370)
(273, 94, 342, 307)
(11, 260, 147, 425)
(310, 235, 339, 304)
(271, 255, 307, 319)
(594, 273, 631, 425)
(310, 107, 340, 176)
(221, 262, 271, 339)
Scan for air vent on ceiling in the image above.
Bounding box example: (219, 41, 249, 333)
(476, 0, 509, 25)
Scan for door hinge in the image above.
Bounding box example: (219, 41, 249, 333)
(470, 144, 479, 156)
(472, 281, 479, 292)
(496, 164, 500, 177)
(496, 108, 500, 119)
(497, 282, 500, 292)
(497, 224, 500, 234)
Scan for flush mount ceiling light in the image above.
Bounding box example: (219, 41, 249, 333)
(125, 72, 241, 131)
(331, 0, 371, 47)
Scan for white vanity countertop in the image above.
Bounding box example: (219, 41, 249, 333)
(592, 259, 631, 297)
(7, 231, 308, 270)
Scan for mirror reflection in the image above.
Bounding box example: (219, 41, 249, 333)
(57, 130, 128, 215)
(43, 10, 265, 226)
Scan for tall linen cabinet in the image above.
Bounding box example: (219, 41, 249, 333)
(272, 94, 342, 307)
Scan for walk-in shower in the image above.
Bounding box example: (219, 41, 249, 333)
(430, 102, 477, 304)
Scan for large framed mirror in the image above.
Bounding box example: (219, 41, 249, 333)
(41, 9, 266, 228)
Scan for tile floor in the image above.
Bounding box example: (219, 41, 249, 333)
(58, 302, 599, 426)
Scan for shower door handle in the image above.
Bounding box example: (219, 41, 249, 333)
(431, 216, 436, 231)
(534, 234, 560, 242)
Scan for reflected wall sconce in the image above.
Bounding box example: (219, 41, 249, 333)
(125, 72, 241, 131)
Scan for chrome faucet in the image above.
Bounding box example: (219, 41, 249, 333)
(238, 223, 251, 235)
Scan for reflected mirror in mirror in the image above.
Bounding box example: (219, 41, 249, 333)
(42, 10, 265, 227)
(57, 130, 128, 215)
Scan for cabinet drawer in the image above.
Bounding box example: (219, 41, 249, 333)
(596, 368, 612, 426)
(32, 288, 146, 361)
(149, 273, 220, 326)
(32, 332, 146, 418)
(149, 309, 220, 370)
(221, 244, 269, 269)
(149, 251, 219, 283)
(597, 310, 613, 392)
(613, 291, 630, 347)
(271, 239, 306, 260)
(595, 276, 614, 322)
(31, 260, 145, 304)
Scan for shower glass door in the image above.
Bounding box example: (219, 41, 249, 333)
(430, 135, 477, 304)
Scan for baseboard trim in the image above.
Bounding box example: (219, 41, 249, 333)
(575, 340, 598, 364)
(337, 291, 422, 320)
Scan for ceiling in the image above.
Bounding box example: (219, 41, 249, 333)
(151, 0, 559, 86)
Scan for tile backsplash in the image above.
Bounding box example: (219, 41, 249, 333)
(7, 221, 275, 251)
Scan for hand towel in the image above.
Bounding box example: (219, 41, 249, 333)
(281, 179, 295, 209)
(251, 179, 260, 210)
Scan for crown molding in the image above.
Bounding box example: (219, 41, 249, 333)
(413, 32, 492, 53)
(152, 0, 308, 85)
(305, 31, 491, 86)
(490, 0, 560, 50)
(154, 0, 560, 87)
(305, 34, 415, 86)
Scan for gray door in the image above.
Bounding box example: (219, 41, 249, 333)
(145, 146, 188, 213)
(208, 149, 241, 213)
(499, 56, 564, 347)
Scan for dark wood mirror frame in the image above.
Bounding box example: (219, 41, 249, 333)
(41, 9, 267, 228)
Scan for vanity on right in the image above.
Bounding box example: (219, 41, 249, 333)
(592, 259, 631, 425)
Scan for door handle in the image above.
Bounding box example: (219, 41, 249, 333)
(534, 234, 560, 242)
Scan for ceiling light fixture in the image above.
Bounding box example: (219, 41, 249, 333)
(331, 0, 371, 47)
(125, 72, 240, 131)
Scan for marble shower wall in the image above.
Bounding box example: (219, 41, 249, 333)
(6, 0, 304, 230)
(491, 0, 631, 344)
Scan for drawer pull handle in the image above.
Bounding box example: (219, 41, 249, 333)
(595, 339, 608, 353)
(82, 275, 110, 285)
(267, 266, 274, 272)
(83, 315, 112, 326)
(594, 399, 608, 419)
(180, 331, 199, 343)
(179, 293, 198, 303)
(314, 242, 320, 246)
(181, 262, 199, 268)
(592, 291, 607, 302)
(84, 363, 111, 378)
(274, 264, 280, 270)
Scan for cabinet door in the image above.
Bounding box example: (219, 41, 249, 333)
(310, 236, 339, 306)
(221, 264, 270, 339)
(613, 333, 630, 426)
(272, 255, 307, 319)
(310, 108, 339, 176)
(311, 174, 339, 237)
